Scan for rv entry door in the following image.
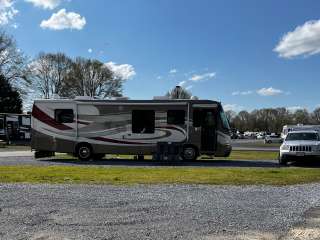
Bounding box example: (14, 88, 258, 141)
(193, 108, 217, 152)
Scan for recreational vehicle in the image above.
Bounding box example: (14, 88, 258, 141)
(0, 113, 31, 141)
(281, 125, 320, 139)
(0, 115, 4, 140)
(31, 99, 232, 161)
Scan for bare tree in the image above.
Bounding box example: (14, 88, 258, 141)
(30, 52, 72, 99)
(64, 57, 123, 98)
(166, 86, 192, 99)
(0, 30, 29, 91)
(293, 109, 310, 124)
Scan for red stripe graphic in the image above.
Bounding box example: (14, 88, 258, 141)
(91, 136, 150, 145)
(32, 105, 73, 131)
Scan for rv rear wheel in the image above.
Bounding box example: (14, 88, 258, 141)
(182, 146, 198, 161)
(76, 143, 93, 161)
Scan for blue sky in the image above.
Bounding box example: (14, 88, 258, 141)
(1, 0, 320, 112)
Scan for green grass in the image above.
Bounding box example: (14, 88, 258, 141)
(217, 150, 278, 160)
(1, 165, 320, 186)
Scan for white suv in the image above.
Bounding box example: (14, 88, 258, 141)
(279, 130, 320, 165)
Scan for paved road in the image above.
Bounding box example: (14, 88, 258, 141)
(0, 150, 33, 157)
(232, 146, 279, 151)
(1, 183, 320, 240)
(231, 139, 279, 152)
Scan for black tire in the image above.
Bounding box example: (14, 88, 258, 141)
(76, 143, 93, 161)
(182, 146, 198, 161)
(278, 154, 287, 166)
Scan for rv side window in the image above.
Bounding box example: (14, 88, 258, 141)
(193, 109, 216, 127)
(55, 109, 74, 123)
(132, 110, 155, 134)
(167, 110, 185, 125)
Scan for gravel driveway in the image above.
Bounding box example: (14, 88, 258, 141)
(1, 183, 320, 240)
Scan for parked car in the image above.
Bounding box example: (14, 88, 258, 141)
(264, 134, 282, 144)
(279, 130, 320, 165)
(256, 133, 265, 140)
(237, 133, 245, 139)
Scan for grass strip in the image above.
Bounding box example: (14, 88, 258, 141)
(0, 165, 320, 186)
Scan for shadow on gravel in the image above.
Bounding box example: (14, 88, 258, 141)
(39, 158, 280, 168)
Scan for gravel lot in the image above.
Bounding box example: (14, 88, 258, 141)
(1, 183, 320, 240)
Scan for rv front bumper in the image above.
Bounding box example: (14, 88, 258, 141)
(215, 143, 232, 157)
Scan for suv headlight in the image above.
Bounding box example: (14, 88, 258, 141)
(281, 144, 289, 150)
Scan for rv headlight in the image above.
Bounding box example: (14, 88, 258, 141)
(281, 144, 289, 150)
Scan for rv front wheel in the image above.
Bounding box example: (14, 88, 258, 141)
(76, 143, 93, 161)
(182, 146, 198, 161)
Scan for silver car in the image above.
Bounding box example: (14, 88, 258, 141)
(264, 134, 282, 144)
(279, 130, 320, 165)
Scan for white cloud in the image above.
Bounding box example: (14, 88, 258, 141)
(190, 72, 216, 81)
(88, 48, 92, 53)
(25, 0, 61, 10)
(257, 87, 283, 96)
(40, 9, 86, 30)
(223, 104, 243, 112)
(0, 0, 18, 25)
(178, 80, 187, 87)
(274, 19, 320, 58)
(286, 106, 304, 112)
(169, 69, 177, 74)
(185, 85, 193, 90)
(232, 90, 253, 96)
(105, 61, 136, 80)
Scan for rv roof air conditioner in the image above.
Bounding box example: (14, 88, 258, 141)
(113, 97, 130, 100)
(75, 96, 95, 100)
(153, 96, 170, 100)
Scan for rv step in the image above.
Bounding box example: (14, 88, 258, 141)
(153, 142, 183, 162)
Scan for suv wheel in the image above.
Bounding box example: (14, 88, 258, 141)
(278, 154, 287, 166)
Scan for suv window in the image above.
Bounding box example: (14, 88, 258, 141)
(55, 109, 74, 123)
(286, 132, 319, 141)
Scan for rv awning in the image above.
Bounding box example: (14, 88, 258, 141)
(192, 104, 218, 108)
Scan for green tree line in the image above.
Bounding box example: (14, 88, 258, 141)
(226, 108, 320, 133)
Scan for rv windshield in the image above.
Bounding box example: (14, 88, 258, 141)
(220, 110, 230, 130)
